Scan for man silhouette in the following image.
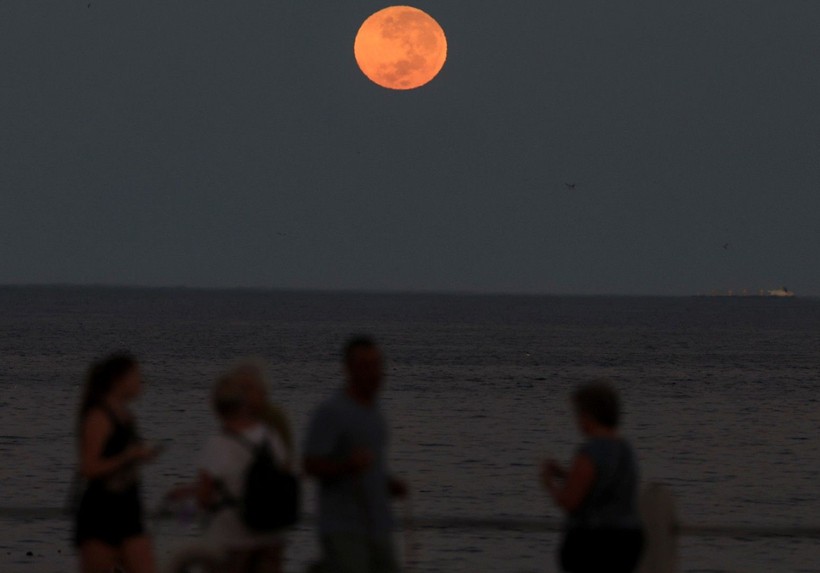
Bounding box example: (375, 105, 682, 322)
(304, 337, 407, 573)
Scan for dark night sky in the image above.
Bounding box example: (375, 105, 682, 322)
(1, 1, 819, 295)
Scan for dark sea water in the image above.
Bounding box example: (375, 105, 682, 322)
(0, 287, 818, 572)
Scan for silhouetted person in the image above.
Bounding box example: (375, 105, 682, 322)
(542, 380, 644, 573)
(303, 337, 407, 573)
(168, 361, 293, 573)
(74, 353, 158, 573)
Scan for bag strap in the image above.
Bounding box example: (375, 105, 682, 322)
(223, 430, 286, 471)
(223, 431, 259, 452)
(209, 431, 277, 515)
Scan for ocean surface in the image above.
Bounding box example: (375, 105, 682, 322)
(0, 286, 817, 573)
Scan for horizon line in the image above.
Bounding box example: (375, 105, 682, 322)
(0, 282, 815, 299)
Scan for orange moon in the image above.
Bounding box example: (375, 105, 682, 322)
(354, 6, 447, 90)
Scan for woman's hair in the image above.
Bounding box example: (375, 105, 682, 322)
(231, 358, 269, 399)
(78, 352, 138, 428)
(572, 379, 621, 428)
(212, 359, 267, 418)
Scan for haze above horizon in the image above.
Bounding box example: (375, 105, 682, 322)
(1, 1, 818, 296)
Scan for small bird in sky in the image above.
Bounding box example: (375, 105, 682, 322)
(565, 182, 576, 190)
(722, 243, 730, 250)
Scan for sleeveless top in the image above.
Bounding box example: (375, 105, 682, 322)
(89, 407, 141, 493)
(74, 407, 145, 547)
(567, 437, 642, 531)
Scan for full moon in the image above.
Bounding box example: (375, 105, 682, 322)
(354, 6, 447, 90)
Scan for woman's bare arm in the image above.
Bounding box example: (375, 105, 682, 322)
(195, 470, 219, 509)
(79, 409, 146, 480)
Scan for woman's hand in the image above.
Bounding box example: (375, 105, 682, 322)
(126, 443, 160, 464)
(195, 471, 219, 509)
(165, 483, 197, 502)
(546, 454, 597, 512)
(388, 476, 409, 499)
(541, 459, 565, 490)
(547, 459, 567, 478)
(81, 410, 156, 479)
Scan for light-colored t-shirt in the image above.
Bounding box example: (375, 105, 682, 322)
(304, 390, 393, 537)
(199, 423, 289, 548)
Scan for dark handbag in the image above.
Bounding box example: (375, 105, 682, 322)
(223, 432, 301, 532)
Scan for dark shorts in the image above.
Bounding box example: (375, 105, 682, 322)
(74, 485, 146, 547)
(560, 528, 644, 573)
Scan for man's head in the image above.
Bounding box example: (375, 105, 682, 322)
(343, 336, 384, 403)
(572, 379, 621, 434)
